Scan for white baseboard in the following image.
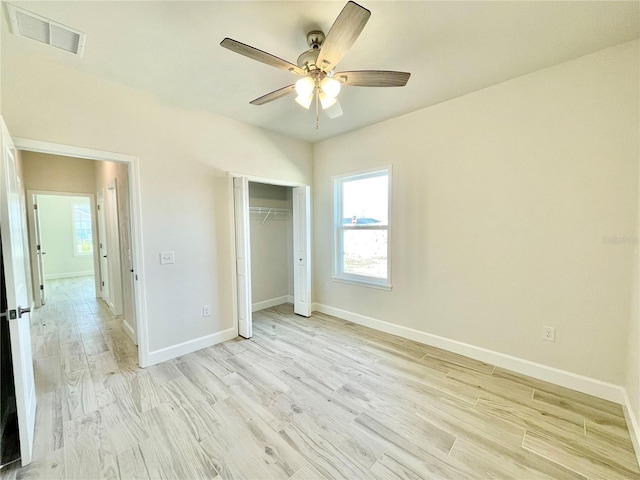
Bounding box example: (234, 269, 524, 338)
(146, 327, 237, 366)
(253, 295, 294, 312)
(312, 303, 625, 404)
(123, 319, 137, 345)
(622, 390, 640, 468)
(45, 271, 94, 280)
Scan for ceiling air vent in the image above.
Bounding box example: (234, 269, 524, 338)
(6, 4, 85, 56)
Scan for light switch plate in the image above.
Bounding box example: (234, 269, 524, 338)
(160, 251, 175, 264)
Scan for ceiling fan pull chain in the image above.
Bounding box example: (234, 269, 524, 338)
(315, 86, 320, 130)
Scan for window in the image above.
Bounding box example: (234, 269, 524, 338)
(72, 203, 93, 255)
(333, 167, 391, 288)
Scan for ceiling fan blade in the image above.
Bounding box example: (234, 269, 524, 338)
(316, 1, 371, 73)
(334, 70, 411, 87)
(250, 85, 296, 105)
(221, 38, 306, 76)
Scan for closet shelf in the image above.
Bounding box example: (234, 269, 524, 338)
(249, 206, 291, 224)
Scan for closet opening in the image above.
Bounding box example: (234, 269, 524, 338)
(231, 175, 311, 339)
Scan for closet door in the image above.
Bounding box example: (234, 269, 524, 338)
(293, 186, 311, 317)
(234, 176, 252, 337)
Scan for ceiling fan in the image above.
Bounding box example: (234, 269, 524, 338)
(220, 1, 410, 125)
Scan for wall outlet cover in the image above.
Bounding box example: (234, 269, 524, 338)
(542, 326, 556, 342)
(160, 251, 175, 264)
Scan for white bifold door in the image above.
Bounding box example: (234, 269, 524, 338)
(233, 177, 252, 338)
(0, 116, 36, 466)
(233, 177, 311, 339)
(292, 186, 311, 317)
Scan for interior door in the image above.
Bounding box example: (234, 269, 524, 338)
(233, 176, 252, 338)
(30, 195, 46, 306)
(97, 189, 111, 306)
(293, 186, 311, 317)
(106, 181, 123, 316)
(0, 116, 36, 466)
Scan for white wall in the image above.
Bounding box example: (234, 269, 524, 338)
(96, 161, 136, 339)
(248, 182, 293, 308)
(1, 50, 313, 358)
(314, 40, 639, 386)
(38, 195, 94, 279)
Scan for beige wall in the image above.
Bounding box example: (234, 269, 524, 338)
(249, 183, 293, 306)
(314, 40, 639, 385)
(21, 152, 96, 194)
(2, 50, 313, 355)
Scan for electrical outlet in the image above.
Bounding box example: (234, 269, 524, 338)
(202, 305, 211, 317)
(542, 326, 556, 342)
(159, 251, 175, 264)
(323, 282, 330, 292)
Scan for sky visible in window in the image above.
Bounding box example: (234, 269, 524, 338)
(342, 174, 388, 225)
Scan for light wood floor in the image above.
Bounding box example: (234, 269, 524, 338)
(2, 277, 639, 479)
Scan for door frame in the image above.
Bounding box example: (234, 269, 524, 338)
(228, 172, 311, 337)
(26, 190, 99, 308)
(96, 188, 110, 306)
(13, 137, 150, 367)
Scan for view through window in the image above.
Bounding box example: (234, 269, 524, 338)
(334, 167, 390, 287)
(73, 203, 93, 255)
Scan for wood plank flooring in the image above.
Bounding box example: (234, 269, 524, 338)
(2, 277, 639, 479)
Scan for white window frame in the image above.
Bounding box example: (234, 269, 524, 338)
(72, 202, 93, 256)
(332, 165, 392, 290)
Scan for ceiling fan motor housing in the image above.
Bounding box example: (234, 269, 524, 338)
(297, 30, 325, 71)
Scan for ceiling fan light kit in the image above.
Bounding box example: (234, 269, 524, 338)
(295, 94, 313, 109)
(220, 1, 411, 128)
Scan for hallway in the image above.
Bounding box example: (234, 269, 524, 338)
(29, 276, 138, 460)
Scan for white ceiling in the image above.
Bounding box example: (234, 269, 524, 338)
(3, 1, 639, 143)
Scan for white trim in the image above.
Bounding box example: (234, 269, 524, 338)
(14, 138, 150, 368)
(311, 303, 626, 404)
(14, 138, 135, 163)
(44, 271, 94, 280)
(227, 171, 307, 188)
(252, 295, 293, 312)
(622, 389, 640, 468)
(330, 276, 393, 291)
(146, 328, 237, 366)
(123, 319, 137, 345)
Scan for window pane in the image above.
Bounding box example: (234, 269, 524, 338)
(343, 229, 387, 279)
(342, 174, 388, 226)
(73, 204, 93, 255)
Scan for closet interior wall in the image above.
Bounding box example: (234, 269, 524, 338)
(248, 182, 293, 311)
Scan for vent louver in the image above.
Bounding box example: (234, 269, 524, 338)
(6, 4, 85, 56)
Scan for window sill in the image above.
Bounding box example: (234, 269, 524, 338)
(331, 277, 392, 291)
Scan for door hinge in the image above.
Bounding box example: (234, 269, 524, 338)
(97, 205, 100, 211)
(101, 281, 105, 287)
(33, 204, 38, 210)
(37, 244, 41, 251)
(40, 284, 44, 290)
